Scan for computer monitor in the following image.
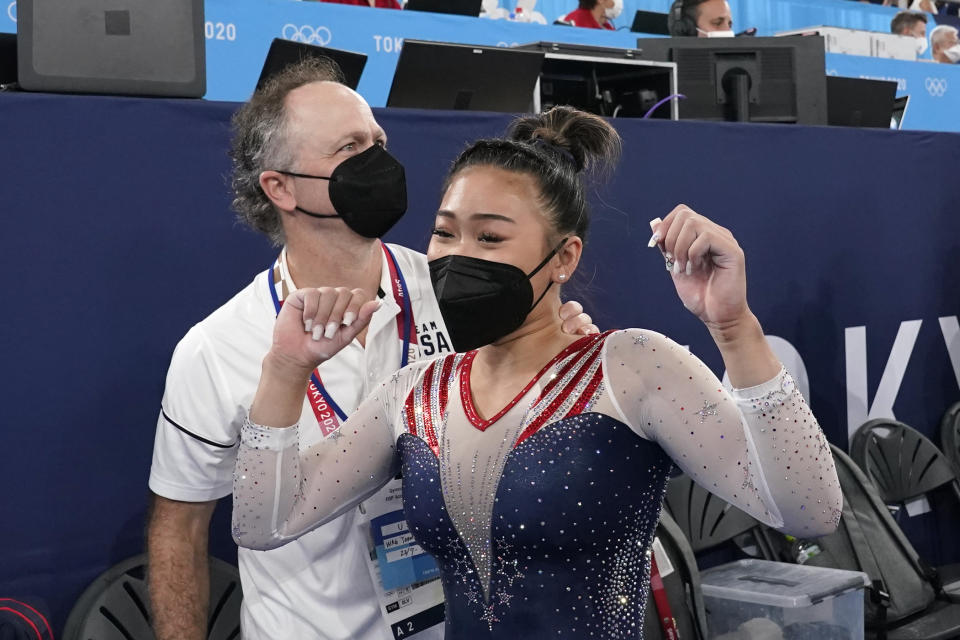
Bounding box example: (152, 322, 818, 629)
(631, 10, 670, 35)
(515, 42, 677, 119)
(635, 36, 827, 125)
(891, 95, 909, 130)
(405, 0, 483, 16)
(0, 33, 16, 87)
(17, 0, 204, 97)
(825, 76, 897, 128)
(257, 39, 366, 92)
(387, 40, 543, 113)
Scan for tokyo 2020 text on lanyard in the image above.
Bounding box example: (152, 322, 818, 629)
(267, 242, 416, 438)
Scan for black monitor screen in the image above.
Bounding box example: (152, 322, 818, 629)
(257, 39, 367, 92)
(387, 40, 543, 113)
(631, 10, 670, 35)
(636, 36, 827, 125)
(405, 0, 482, 16)
(826, 76, 897, 128)
(0, 33, 15, 85)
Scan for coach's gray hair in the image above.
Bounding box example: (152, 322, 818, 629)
(229, 57, 344, 246)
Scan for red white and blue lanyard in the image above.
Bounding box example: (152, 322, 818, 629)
(267, 242, 416, 435)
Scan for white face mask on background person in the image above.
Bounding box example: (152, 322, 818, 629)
(604, 0, 622, 20)
(945, 44, 960, 62)
(915, 36, 929, 56)
(699, 28, 735, 38)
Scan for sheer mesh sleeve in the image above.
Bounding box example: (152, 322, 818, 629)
(231, 361, 430, 551)
(601, 329, 842, 537)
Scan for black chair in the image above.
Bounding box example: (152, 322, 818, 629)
(663, 472, 781, 560)
(62, 554, 241, 640)
(805, 445, 960, 640)
(941, 401, 960, 477)
(851, 419, 960, 603)
(642, 511, 709, 640)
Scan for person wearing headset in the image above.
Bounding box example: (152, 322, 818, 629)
(561, 0, 623, 30)
(668, 0, 734, 37)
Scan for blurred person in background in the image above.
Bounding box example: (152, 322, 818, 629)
(561, 0, 622, 29)
(891, 11, 929, 57)
(668, 0, 734, 37)
(931, 24, 960, 62)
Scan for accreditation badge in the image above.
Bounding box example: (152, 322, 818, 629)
(358, 477, 445, 639)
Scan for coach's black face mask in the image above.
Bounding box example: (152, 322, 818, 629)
(429, 239, 567, 352)
(278, 144, 407, 239)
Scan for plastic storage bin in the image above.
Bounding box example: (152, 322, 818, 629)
(700, 559, 869, 640)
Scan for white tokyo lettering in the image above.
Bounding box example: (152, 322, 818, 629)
(7, 1, 15, 23)
(845, 319, 923, 441)
(940, 316, 960, 389)
(282, 24, 332, 46)
(373, 35, 403, 52)
(925, 77, 947, 97)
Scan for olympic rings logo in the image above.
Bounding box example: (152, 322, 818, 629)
(7, 1, 16, 23)
(925, 77, 947, 97)
(281, 24, 332, 46)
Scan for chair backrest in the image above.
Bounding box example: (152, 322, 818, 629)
(62, 554, 241, 640)
(941, 401, 960, 477)
(663, 473, 768, 555)
(643, 511, 709, 640)
(805, 445, 935, 625)
(0, 598, 54, 640)
(851, 419, 959, 504)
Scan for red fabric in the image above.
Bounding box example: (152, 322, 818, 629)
(562, 8, 614, 30)
(320, 0, 402, 8)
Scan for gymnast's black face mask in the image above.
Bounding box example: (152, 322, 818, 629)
(429, 239, 567, 352)
(278, 144, 407, 239)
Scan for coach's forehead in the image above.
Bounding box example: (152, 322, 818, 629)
(285, 81, 380, 146)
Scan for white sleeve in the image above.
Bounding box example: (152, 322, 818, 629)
(602, 329, 842, 538)
(148, 327, 242, 502)
(231, 361, 427, 551)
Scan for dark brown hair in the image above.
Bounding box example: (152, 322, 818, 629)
(445, 106, 621, 243)
(890, 10, 927, 36)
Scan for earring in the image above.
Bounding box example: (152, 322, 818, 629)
(558, 273, 566, 281)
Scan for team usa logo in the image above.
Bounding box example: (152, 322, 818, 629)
(417, 321, 451, 358)
(925, 77, 948, 97)
(281, 24, 332, 46)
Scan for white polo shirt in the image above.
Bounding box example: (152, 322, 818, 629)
(149, 244, 451, 640)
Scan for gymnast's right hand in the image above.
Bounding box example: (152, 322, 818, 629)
(270, 287, 381, 374)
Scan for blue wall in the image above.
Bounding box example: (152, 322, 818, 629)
(0, 92, 958, 634)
